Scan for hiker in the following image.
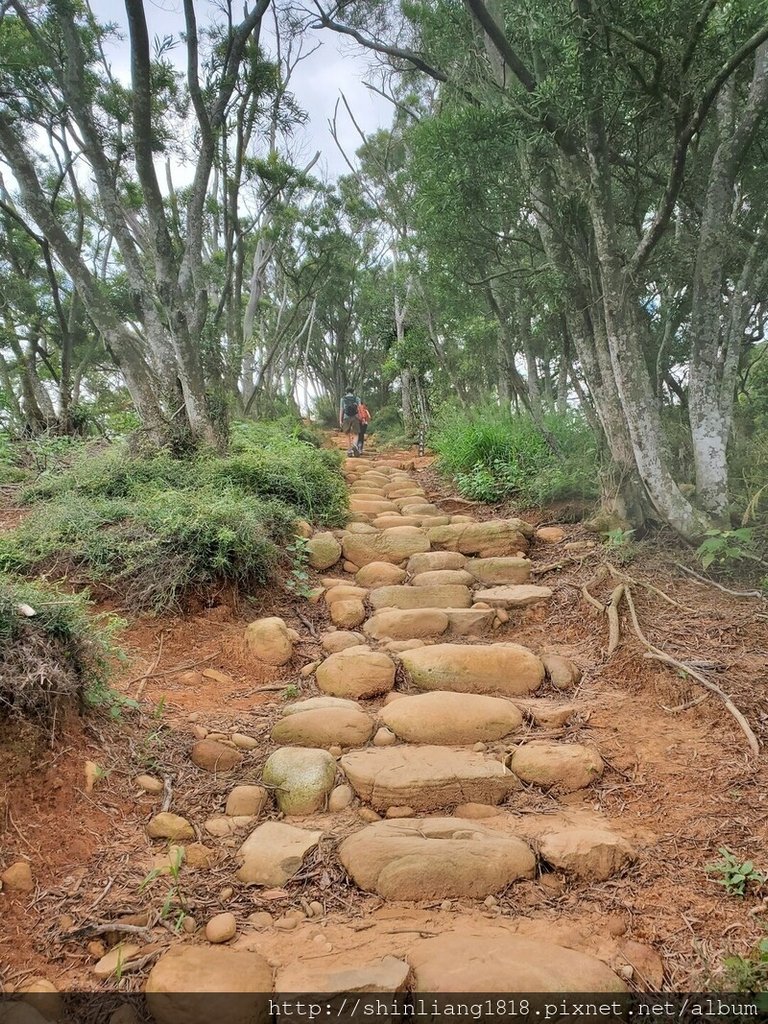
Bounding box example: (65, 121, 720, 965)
(339, 389, 362, 455)
(357, 400, 371, 454)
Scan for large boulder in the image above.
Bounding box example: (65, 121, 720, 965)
(407, 551, 467, 574)
(380, 691, 522, 745)
(427, 519, 533, 558)
(341, 526, 430, 567)
(306, 532, 342, 570)
(145, 946, 272, 1024)
(262, 747, 336, 815)
(465, 557, 532, 585)
(473, 585, 553, 608)
(236, 820, 322, 885)
(339, 817, 535, 899)
(363, 609, 449, 641)
(316, 648, 395, 699)
(510, 741, 604, 791)
(244, 616, 293, 666)
(369, 585, 472, 610)
(271, 707, 374, 748)
(356, 562, 407, 588)
(340, 746, 521, 811)
(400, 643, 544, 696)
(538, 828, 636, 880)
(408, 933, 626, 992)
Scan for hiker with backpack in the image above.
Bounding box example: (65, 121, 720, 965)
(339, 389, 370, 456)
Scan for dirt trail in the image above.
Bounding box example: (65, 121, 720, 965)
(2, 437, 767, 1006)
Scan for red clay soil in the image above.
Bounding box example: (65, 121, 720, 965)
(1, 441, 767, 995)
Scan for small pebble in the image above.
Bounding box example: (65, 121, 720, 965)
(358, 808, 381, 823)
(286, 908, 306, 921)
(219, 886, 234, 901)
(1, 860, 34, 892)
(231, 733, 258, 750)
(312, 934, 326, 945)
(300, 661, 320, 677)
(182, 916, 197, 933)
(309, 900, 324, 918)
(191, 725, 208, 740)
(440, 900, 452, 912)
(472, 742, 487, 752)
(373, 727, 396, 747)
(328, 784, 353, 811)
(619, 965, 634, 980)
(205, 912, 237, 944)
(135, 774, 164, 795)
(274, 917, 298, 931)
(328, 745, 343, 758)
(207, 731, 229, 742)
(483, 895, 498, 908)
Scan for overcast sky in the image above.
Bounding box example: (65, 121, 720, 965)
(94, 0, 393, 181)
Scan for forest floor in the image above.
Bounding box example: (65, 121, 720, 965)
(1, 433, 768, 1010)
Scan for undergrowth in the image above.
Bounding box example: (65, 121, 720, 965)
(0, 575, 123, 722)
(430, 405, 598, 507)
(0, 420, 347, 612)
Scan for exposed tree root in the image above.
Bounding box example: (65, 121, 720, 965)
(581, 567, 760, 756)
(622, 586, 759, 757)
(672, 560, 766, 599)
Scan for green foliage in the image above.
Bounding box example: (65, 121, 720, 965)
(706, 847, 766, 897)
(285, 538, 313, 599)
(1, 422, 347, 612)
(0, 574, 122, 721)
(696, 528, 760, 570)
(720, 936, 768, 993)
(431, 406, 598, 507)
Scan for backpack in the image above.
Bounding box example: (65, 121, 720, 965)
(342, 396, 359, 417)
(358, 402, 371, 424)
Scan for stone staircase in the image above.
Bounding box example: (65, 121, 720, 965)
(138, 451, 648, 1006)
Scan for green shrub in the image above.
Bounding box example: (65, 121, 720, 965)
(3, 420, 348, 612)
(430, 405, 598, 507)
(0, 574, 123, 721)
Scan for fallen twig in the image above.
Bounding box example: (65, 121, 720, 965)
(161, 775, 174, 814)
(296, 609, 318, 638)
(622, 586, 759, 756)
(127, 652, 219, 692)
(672, 561, 765, 599)
(606, 583, 624, 657)
(581, 582, 605, 614)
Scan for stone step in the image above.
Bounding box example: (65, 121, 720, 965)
(400, 643, 545, 696)
(378, 690, 523, 744)
(369, 584, 472, 610)
(363, 607, 494, 641)
(339, 745, 521, 811)
(472, 584, 553, 608)
(338, 816, 536, 899)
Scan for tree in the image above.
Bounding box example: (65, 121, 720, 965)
(315, 0, 768, 539)
(0, 0, 272, 447)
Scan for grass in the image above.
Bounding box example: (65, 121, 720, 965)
(430, 405, 598, 507)
(0, 575, 123, 722)
(0, 420, 348, 612)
